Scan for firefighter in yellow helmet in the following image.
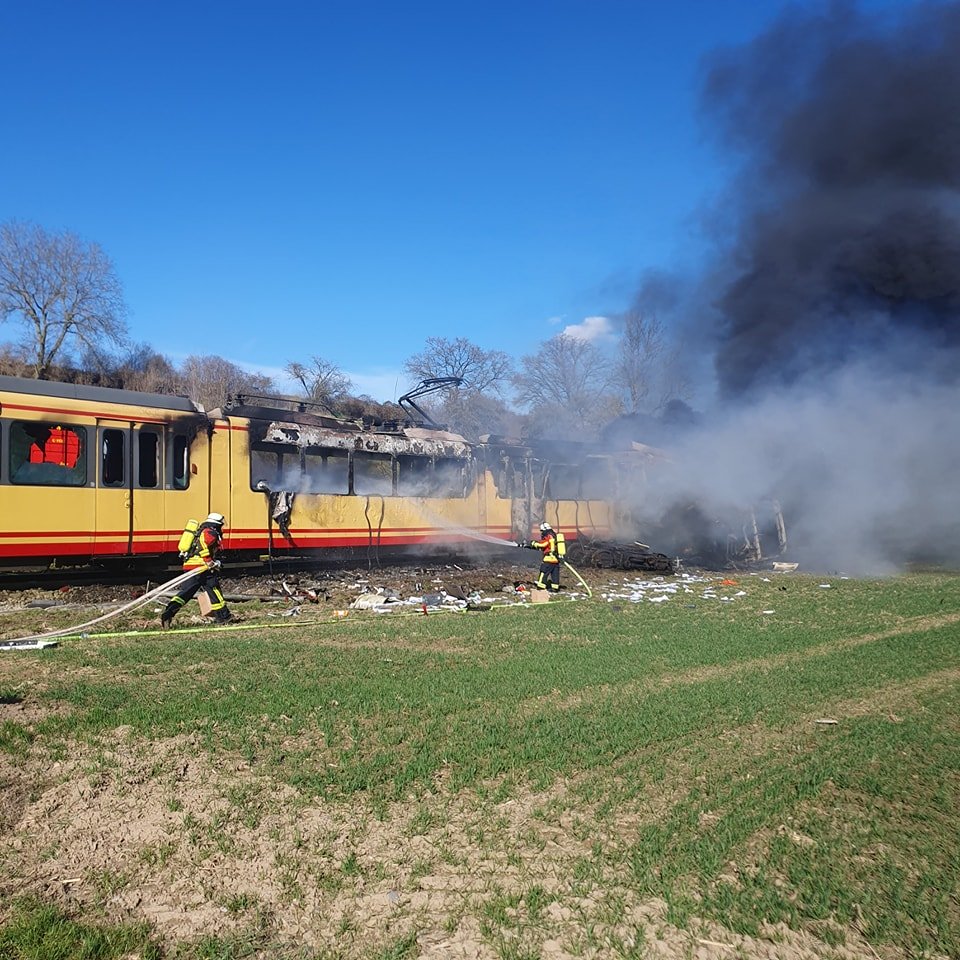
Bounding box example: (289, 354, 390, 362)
(524, 521, 564, 592)
(160, 513, 232, 628)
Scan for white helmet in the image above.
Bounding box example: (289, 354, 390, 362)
(539, 521, 552, 532)
(205, 512, 226, 526)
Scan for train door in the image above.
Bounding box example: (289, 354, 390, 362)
(167, 424, 211, 554)
(133, 425, 166, 553)
(94, 421, 167, 557)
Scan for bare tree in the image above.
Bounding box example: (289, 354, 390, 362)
(613, 305, 665, 413)
(513, 333, 617, 435)
(404, 337, 513, 396)
(285, 356, 352, 411)
(0, 342, 30, 377)
(178, 355, 275, 410)
(0, 220, 128, 379)
(612, 302, 693, 414)
(403, 337, 515, 437)
(429, 391, 518, 441)
(111, 343, 181, 395)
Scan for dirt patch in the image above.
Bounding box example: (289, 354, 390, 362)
(1, 707, 936, 959)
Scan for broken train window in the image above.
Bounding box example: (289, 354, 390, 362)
(303, 448, 349, 494)
(396, 455, 467, 498)
(9, 421, 87, 486)
(495, 456, 529, 500)
(250, 441, 300, 491)
(544, 463, 579, 500)
(397, 455, 431, 496)
(433, 458, 467, 498)
(581, 457, 615, 500)
(353, 451, 393, 496)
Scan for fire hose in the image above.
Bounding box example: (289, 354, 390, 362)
(562, 560, 592, 597)
(0, 566, 209, 650)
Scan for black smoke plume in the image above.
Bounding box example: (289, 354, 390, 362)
(636, 1, 960, 573)
(703, 0, 960, 396)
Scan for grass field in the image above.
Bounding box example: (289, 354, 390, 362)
(1, 569, 959, 959)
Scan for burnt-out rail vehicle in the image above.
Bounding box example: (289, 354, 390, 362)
(0, 375, 784, 573)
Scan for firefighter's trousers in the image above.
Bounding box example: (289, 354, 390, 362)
(536, 560, 561, 591)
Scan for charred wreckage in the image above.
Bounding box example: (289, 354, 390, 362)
(233, 380, 788, 573)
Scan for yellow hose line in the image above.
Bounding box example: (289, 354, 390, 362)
(562, 560, 593, 597)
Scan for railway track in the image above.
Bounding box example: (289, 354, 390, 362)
(0, 551, 523, 597)
(0, 543, 685, 605)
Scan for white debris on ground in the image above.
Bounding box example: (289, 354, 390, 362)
(348, 585, 516, 614)
(601, 572, 750, 605)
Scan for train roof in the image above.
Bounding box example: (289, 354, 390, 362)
(0, 374, 203, 414)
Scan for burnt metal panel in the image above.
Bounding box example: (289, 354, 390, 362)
(254, 420, 472, 460)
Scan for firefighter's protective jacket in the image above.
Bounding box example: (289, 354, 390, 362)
(530, 530, 561, 564)
(183, 523, 224, 571)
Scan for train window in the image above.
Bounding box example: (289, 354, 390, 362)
(433, 458, 466, 498)
(171, 434, 190, 490)
(581, 457, 614, 500)
(302, 448, 348, 494)
(353, 451, 393, 496)
(250, 442, 299, 491)
(138, 430, 160, 488)
(9, 421, 87, 486)
(545, 464, 579, 500)
(397, 455, 431, 496)
(101, 429, 125, 486)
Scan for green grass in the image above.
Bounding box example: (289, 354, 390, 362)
(0, 898, 159, 960)
(1, 571, 959, 958)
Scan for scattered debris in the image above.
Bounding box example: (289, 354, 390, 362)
(0, 639, 59, 651)
(600, 572, 730, 605)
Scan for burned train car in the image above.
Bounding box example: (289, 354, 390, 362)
(220, 395, 637, 563)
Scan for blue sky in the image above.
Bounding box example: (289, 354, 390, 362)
(0, 0, 906, 400)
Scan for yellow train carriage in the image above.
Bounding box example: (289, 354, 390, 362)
(0, 375, 211, 568)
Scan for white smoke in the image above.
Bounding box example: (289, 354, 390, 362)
(643, 363, 960, 574)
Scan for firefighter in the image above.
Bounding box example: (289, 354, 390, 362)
(521, 521, 564, 592)
(160, 512, 233, 627)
